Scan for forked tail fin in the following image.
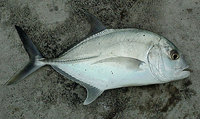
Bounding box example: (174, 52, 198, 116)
(5, 26, 45, 85)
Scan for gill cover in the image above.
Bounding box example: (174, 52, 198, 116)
(147, 43, 166, 82)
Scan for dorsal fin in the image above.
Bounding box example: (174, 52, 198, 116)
(52, 66, 104, 105)
(80, 9, 106, 36)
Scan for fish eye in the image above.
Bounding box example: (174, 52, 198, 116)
(170, 50, 179, 60)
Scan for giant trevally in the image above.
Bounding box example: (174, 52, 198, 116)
(5, 11, 191, 105)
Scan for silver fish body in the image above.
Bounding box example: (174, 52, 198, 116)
(48, 29, 163, 90)
(6, 11, 190, 105)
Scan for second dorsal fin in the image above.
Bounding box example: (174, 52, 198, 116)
(80, 9, 106, 36)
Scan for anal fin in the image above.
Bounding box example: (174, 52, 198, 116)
(52, 66, 104, 105)
(84, 86, 103, 105)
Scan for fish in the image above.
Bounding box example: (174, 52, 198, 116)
(5, 10, 191, 105)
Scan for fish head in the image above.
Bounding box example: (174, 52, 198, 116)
(147, 36, 190, 82)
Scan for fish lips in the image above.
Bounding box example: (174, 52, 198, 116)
(177, 66, 191, 79)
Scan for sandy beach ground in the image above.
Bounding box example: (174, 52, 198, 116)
(0, 0, 199, 118)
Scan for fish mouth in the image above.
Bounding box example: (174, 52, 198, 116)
(174, 66, 190, 78)
(183, 68, 193, 72)
(181, 65, 193, 73)
(176, 66, 191, 79)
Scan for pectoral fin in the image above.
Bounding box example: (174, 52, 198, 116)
(93, 56, 145, 71)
